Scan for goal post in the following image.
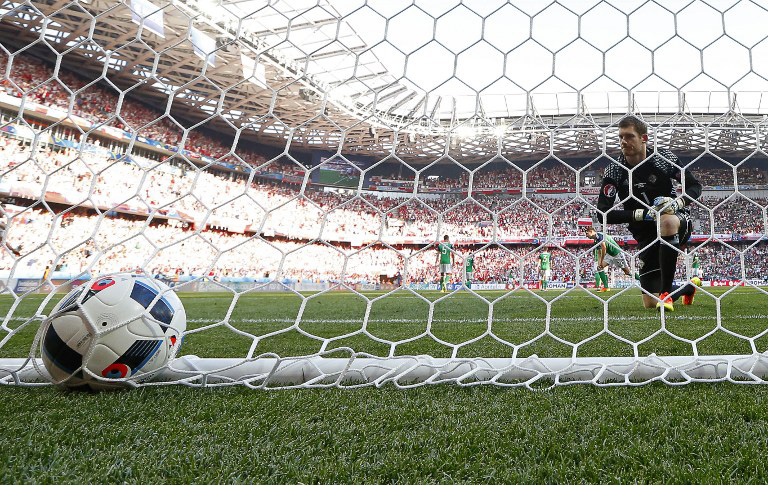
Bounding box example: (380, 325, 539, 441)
(1, 0, 768, 389)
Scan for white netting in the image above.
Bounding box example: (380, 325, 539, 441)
(1, 0, 768, 388)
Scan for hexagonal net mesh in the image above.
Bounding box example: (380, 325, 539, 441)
(1, 0, 768, 389)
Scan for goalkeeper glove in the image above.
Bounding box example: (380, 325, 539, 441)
(652, 196, 685, 215)
(633, 209, 655, 222)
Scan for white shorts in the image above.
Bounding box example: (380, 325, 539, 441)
(440, 264, 452, 274)
(598, 253, 628, 271)
(465, 271, 473, 280)
(692, 267, 702, 278)
(540, 269, 551, 280)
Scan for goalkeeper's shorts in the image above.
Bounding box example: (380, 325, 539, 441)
(636, 213, 692, 293)
(440, 263, 453, 274)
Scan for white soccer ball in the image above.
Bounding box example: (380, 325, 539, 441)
(41, 274, 186, 391)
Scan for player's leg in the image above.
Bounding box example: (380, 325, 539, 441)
(652, 214, 686, 311)
(666, 280, 698, 304)
(594, 267, 602, 289)
(441, 264, 451, 292)
(612, 253, 636, 279)
(597, 270, 609, 291)
(622, 264, 639, 280)
(658, 213, 684, 296)
(637, 240, 665, 309)
(439, 270, 446, 292)
(668, 218, 698, 305)
(690, 267, 702, 291)
(593, 262, 601, 290)
(693, 266, 702, 279)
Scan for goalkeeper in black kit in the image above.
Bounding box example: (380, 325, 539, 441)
(597, 116, 702, 312)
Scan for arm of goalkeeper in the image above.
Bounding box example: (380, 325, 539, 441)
(652, 196, 685, 215)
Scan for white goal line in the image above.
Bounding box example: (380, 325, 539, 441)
(3, 314, 764, 326)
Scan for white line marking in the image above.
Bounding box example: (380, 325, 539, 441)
(181, 314, 768, 324)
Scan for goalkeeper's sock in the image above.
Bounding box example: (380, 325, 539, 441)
(634, 272, 640, 280)
(659, 235, 680, 294)
(595, 273, 601, 288)
(599, 271, 609, 288)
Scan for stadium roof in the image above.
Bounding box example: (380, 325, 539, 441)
(1, 0, 768, 163)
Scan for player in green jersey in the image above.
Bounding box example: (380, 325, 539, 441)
(690, 250, 702, 279)
(538, 250, 551, 290)
(436, 235, 454, 292)
(585, 226, 638, 292)
(506, 268, 516, 290)
(464, 253, 474, 289)
(686, 249, 703, 289)
(464, 253, 475, 288)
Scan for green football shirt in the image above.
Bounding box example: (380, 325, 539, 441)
(465, 256, 474, 272)
(594, 233, 621, 260)
(438, 243, 453, 264)
(539, 252, 551, 270)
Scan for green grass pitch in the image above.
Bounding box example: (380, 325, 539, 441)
(2, 287, 768, 482)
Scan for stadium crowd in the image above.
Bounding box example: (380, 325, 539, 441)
(4, 51, 768, 192)
(2, 51, 768, 287)
(1, 54, 270, 166)
(3, 136, 768, 284)
(2, 200, 767, 285)
(3, 138, 619, 242)
(379, 164, 580, 190)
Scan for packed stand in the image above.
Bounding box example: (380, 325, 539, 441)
(695, 167, 767, 187)
(2, 203, 766, 285)
(0, 54, 270, 167)
(5, 137, 768, 248)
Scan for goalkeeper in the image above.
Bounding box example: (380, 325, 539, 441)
(584, 223, 638, 292)
(596, 116, 702, 311)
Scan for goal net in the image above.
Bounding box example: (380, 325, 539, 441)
(1, 0, 768, 388)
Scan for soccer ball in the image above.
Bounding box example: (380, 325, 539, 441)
(41, 275, 186, 391)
